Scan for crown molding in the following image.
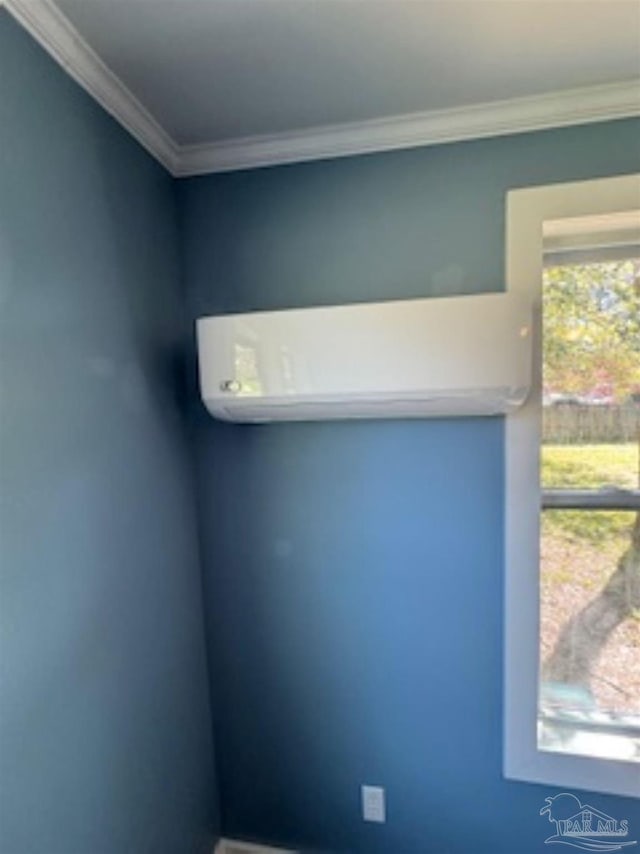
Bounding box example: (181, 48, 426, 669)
(175, 79, 640, 176)
(3, 0, 639, 178)
(3, 0, 179, 173)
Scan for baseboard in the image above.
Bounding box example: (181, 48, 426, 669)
(215, 838, 298, 854)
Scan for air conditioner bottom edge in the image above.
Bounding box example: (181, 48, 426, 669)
(214, 838, 298, 854)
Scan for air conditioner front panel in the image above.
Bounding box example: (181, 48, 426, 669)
(197, 293, 531, 422)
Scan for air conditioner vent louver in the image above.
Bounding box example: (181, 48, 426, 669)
(198, 293, 531, 423)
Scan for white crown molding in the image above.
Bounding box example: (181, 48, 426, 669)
(3, 0, 639, 177)
(3, 0, 179, 173)
(175, 79, 640, 176)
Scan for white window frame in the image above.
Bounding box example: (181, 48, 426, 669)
(503, 173, 640, 799)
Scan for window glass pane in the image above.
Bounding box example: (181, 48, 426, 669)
(539, 509, 639, 761)
(542, 259, 640, 490)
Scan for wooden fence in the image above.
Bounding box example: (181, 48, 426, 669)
(543, 404, 640, 444)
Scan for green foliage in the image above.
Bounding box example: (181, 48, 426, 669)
(543, 260, 640, 401)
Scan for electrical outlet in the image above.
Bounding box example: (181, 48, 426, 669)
(361, 785, 385, 823)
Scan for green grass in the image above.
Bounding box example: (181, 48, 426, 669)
(542, 444, 638, 490)
(542, 443, 638, 543)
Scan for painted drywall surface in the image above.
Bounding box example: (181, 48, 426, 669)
(0, 13, 218, 854)
(179, 118, 640, 854)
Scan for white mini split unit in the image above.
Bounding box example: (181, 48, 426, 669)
(196, 293, 532, 423)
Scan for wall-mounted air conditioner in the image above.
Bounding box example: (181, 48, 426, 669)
(196, 293, 531, 423)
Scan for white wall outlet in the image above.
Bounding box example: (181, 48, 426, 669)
(361, 785, 385, 823)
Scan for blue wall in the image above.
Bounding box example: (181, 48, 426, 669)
(179, 120, 640, 853)
(0, 13, 218, 854)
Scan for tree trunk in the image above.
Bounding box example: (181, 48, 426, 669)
(543, 512, 640, 689)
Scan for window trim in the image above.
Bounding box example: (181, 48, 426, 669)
(503, 173, 640, 799)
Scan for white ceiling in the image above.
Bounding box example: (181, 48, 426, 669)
(54, 0, 640, 145)
(5, 0, 640, 173)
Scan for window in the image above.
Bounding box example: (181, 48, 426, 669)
(504, 174, 640, 798)
(539, 252, 639, 763)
